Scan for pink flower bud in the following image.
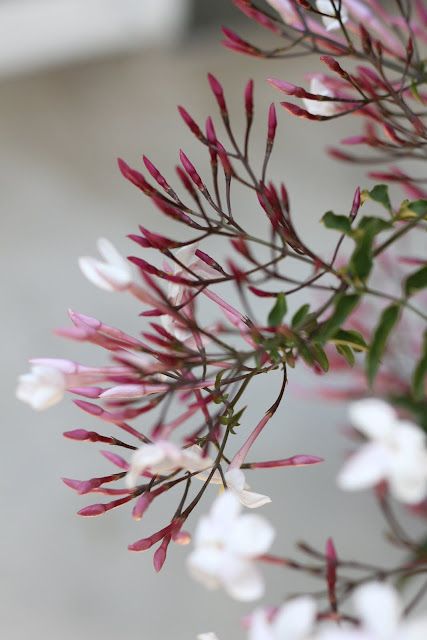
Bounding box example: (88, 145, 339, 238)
(207, 73, 227, 115)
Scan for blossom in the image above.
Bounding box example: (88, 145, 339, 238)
(303, 77, 338, 117)
(197, 635, 220, 640)
(249, 597, 317, 640)
(318, 581, 427, 640)
(125, 441, 213, 488)
(225, 468, 271, 509)
(16, 364, 67, 410)
(187, 491, 275, 601)
(78, 238, 132, 292)
(316, 0, 349, 31)
(337, 399, 427, 504)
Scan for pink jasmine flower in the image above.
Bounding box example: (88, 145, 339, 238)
(125, 441, 213, 488)
(187, 491, 275, 601)
(79, 238, 132, 292)
(303, 77, 338, 117)
(248, 597, 317, 640)
(16, 364, 67, 410)
(318, 581, 427, 640)
(316, 1, 349, 31)
(337, 399, 427, 504)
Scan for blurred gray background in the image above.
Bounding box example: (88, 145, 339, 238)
(3, 1, 425, 639)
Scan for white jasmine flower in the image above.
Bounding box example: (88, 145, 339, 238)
(337, 399, 427, 504)
(249, 597, 317, 640)
(187, 491, 275, 601)
(225, 468, 271, 509)
(79, 238, 132, 292)
(16, 365, 66, 410)
(125, 441, 212, 488)
(316, 0, 349, 31)
(303, 77, 337, 117)
(198, 635, 220, 640)
(318, 582, 427, 640)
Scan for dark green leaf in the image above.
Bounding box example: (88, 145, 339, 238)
(357, 216, 391, 235)
(404, 266, 427, 298)
(291, 303, 310, 329)
(268, 292, 288, 327)
(317, 294, 360, 342)
(412, 331, 427, 401)
(322, 211, 352, 234)
(368, 184, 391, 212)
(366, 304, 400, 386)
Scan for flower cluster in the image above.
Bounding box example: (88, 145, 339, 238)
(16, 0, 427, 637)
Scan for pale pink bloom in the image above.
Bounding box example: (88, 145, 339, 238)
(16, 358, 125, 410)
(16, 365, 67, 410)
(249, 597, 317, 640)
(316, 0, 349, 31)
(79, 238, 132, 292)
(303, 77, 338, 117)
(187, 491, 275, 601)
(265, 1, 303, 27)
(318, 582, 427, 640)
(338, 399, 427, 504)
(125, 441, 213, 488)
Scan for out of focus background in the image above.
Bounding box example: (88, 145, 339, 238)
(3, 2, 424, 639)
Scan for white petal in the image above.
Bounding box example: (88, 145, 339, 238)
(388, 467, 427, 504)
(210, 491, 241, 529)
(16, 366, 66, 410)
(97, 238, 129, 270)
(228, 513, 275, 557)
(337, 443, 390, 491)
(248, 609, 275, 640)
(222, 557, 265, 602)
(237, 490, 272, 510)
(197, 634, 220, 640)
(348, 399, 396, 441)
(353, 582, 400, 638)
(225, 468, 246, 492)
(273, 597, 317, 640)
(79, 238, 131, 292)
(187, 547, 224, 590)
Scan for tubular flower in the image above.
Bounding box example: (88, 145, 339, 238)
(187, 491, 275, 601)
(337, 399, 427, 504)
(316, 0, 349, 31)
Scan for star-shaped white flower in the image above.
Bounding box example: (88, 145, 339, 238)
(16, 365, 67, 410)
(303, 77, 338, 117)
(79, 238, 132, 292)
(318, 582, 427, 640)
(337, 399, 427, 504)
(187, 491, 275, 601)
(316, 0, 349, 31)
(249, 597, 317, 640)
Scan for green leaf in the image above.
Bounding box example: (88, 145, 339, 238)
(317, 294, 361, 342)
(310, 343, 329, 372)
(291, 304, 310, 329)
(331, 329, 368, 351)
(412, 331, 427, 401)
(268, 292, 287, 327)
(322, 211, 352, 234)
(367, 184, 391, 212)
(357, 216, 391, 235)
(336, 344, 355, 366)
(366, 304, 400, 386)
(404, 265, 427, 298)
(407, 199, 427, 216)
